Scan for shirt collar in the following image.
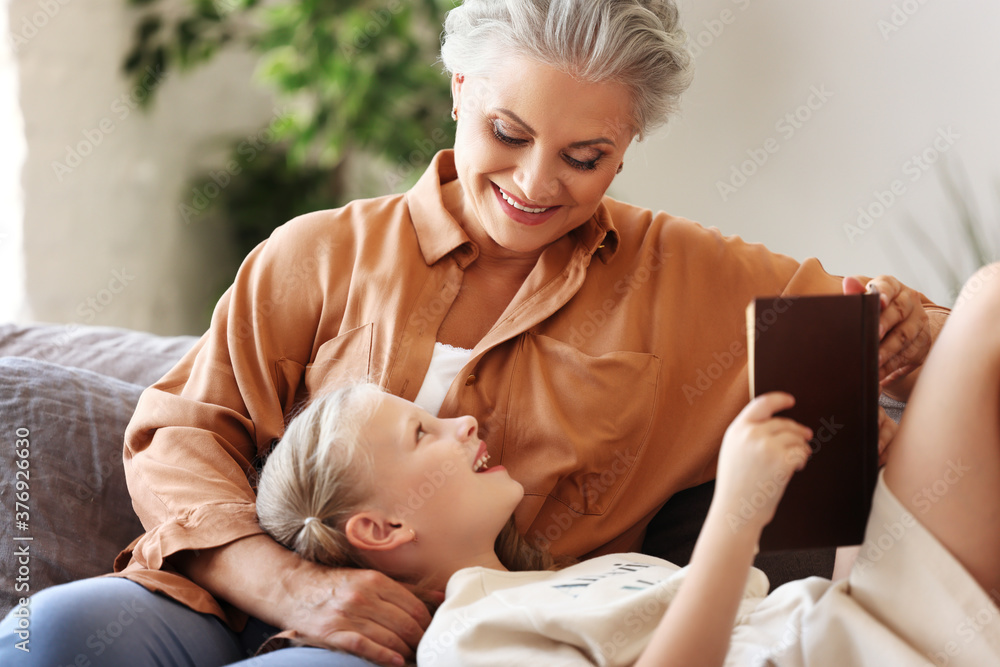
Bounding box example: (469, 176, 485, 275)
(406, 150, 620, 267)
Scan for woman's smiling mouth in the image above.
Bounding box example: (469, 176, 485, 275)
(492, 184, 562, 226)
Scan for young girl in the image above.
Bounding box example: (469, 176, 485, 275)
(256, 264, 1000, 666)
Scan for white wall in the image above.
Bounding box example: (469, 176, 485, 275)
(6, 1, 998, 337)
(0, 0, 26, 322)
(8, 0, 276, 335)
(613, 0, 1000, 306)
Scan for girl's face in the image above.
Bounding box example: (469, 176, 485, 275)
(451, 54, 635, 257)
(359, 393, 523, 570)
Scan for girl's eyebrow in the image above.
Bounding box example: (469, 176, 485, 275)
(404, 416, 421, 445)
(494, 107, 617, 149)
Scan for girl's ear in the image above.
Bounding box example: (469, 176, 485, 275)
(345, 512, 413, 553)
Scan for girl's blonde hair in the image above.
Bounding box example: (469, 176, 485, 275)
(255, 382, 568, 576)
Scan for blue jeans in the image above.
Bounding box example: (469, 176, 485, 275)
(0, 577, 378, 666)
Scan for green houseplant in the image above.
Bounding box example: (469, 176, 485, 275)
(123, 0, 456, 262)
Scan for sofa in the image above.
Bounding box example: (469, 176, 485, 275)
(1, 320, 876, 621)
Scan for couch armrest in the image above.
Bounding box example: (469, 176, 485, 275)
(0, 322, 198, 386)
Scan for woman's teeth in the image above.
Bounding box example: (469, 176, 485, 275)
(500, 188, 551, 214)
(473, 452, 490, 472)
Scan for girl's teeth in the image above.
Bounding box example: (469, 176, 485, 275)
(500, 189, 550, 214)
(474, 453, 490, 471)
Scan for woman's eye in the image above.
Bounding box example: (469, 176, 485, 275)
(564, 154, 601, 171)
(491, 119, 601, 171)
(416, 424, 428, 442)
(492, 122, 527, 146)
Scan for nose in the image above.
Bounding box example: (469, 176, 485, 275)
(454, 415, 478, 442)
(513, 152, 560, 203)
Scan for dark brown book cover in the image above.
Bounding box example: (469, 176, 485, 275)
(746, 293, 880, 552)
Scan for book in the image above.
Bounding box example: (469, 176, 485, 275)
(745, 293, 880, 552)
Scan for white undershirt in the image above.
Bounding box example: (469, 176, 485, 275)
(412, 342, 474, 416)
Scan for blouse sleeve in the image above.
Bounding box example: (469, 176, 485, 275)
(121, 211, 346, 571)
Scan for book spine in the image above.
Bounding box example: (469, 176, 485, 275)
(861, 293, 881, 504)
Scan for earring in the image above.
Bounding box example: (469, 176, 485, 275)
(616, 162, 624, 174)
(451, 107, 458, 122)
(410, 528, 419, 544)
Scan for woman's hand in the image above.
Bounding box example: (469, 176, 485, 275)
(714, 392, 814, 533)
(278, 562, 441, 666)
(876, 405, 898, 467)
(171, 534, 442, 667)
(843, 275, 932, 391)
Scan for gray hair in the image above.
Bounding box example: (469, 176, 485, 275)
(440, 0, 693, 138)
(255, 382, 383, 568)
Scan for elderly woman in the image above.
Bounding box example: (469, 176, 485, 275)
(1, 1, 946, 666)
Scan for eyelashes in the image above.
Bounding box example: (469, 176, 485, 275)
(490, 121, 602, 172)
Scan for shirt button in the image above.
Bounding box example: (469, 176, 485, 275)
(465, 374, 477, 386)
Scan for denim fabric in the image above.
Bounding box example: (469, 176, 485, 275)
(0, 577, 378, 666)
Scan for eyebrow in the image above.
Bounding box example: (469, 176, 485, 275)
(405, 416, 420, 445)
(495, 107, 617, 149)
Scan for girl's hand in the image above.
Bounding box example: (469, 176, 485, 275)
(714, 392, 814, 533)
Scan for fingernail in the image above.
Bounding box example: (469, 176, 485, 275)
(879, 324, 885, 338)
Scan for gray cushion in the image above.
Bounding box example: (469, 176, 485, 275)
(0, 322, 198, 386)
(0, 357, 145, 618)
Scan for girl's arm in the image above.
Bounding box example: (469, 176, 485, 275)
(635, 392, 813, 667)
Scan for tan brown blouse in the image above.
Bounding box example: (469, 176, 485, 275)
(114, 150, 946, 625)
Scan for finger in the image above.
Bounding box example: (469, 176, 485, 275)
(326, 630, 407, 667)
(878, 310, 929, 375)
(842, 275, 867, 295)
(379, 580, 437, 632)
(866, 275, 902, 313)
(742, 391, 796, 423)
(781, 437, 814, 471)
(331, 573, 429, 652)
(402, 582, 446, 607)
(763, 417, 814, 441)
(880, 364, 916, 388)
(368, 591, 431, 651)
(877, 416, 896, 468)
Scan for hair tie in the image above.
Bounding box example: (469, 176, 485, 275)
(303, 517, 319, 527)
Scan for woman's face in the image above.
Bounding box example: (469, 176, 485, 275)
(361, 393, 523, 558)
(451, 54, 635, 257)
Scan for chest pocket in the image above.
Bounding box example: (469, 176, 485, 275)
(502, 333, 659, 515)
(303, 323, 374, 396)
